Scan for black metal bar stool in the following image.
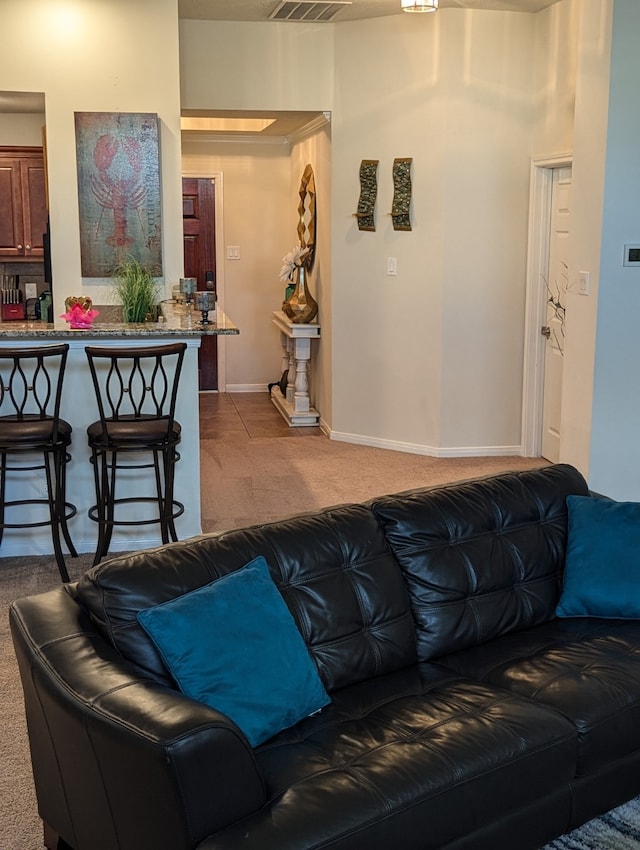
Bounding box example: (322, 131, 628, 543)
(0, 343, 77, 582)
(85, 343, 186, 565)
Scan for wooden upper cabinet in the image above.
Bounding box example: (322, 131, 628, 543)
(0, 147, 47, 260)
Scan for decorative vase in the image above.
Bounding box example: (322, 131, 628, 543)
(282, 265, 318, 324)
(60, 296, 99, 329)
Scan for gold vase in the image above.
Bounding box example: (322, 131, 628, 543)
(282, 265, 318, 324)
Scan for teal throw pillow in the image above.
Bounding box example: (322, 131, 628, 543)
(137, 556, 330, 746)
(556, 495, 640, 618)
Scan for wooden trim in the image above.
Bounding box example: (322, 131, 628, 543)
(521, 154, 572, 457)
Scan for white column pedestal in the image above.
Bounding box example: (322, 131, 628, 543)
(270, 311, 321, 426)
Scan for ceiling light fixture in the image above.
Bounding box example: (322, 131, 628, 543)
(401, 0, 438, 11)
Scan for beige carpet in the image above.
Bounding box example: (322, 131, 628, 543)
(1, 392, 548, 849)
(200, 392, 548, 533)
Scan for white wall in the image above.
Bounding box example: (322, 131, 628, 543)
(331, 11, 536, 454)
(560, 0, 613, 481)
(181, 140, 292, 389)
(180, 11, 565, 456)
(179, 20, 334, 112)
(330, 13, 443, 449)
(180, 19, 334, 401)
(0, 113, 45, 146)
(0, 0, 183, 310)
(438, 11, 534, 453)
(532, 0, 579, 158)
(586, 0, 640, 498)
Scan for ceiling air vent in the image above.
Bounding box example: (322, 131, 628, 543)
(269, 1, 352, 22)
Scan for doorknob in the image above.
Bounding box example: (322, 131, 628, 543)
(541, 326, 551, 338)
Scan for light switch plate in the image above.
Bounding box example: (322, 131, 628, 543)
(578, 271, 590, 296)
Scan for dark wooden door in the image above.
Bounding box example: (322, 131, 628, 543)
(22, 159, 47, 258)
(182, 177, 217, 390)
(0, 158, 23, 257)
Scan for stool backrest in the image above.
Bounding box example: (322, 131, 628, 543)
(0, 344, 69, 428)
(85, 343, 186, 427)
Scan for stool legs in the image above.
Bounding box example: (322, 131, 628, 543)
(0, 453, 8, 547)
(154, 446, 181, 545)
(89, 446, 115, 567)
(57, 449, 77, 559)
(47, 447, 78, 582)
(0, 445, 76, 583)
(89, 445, 182, 566)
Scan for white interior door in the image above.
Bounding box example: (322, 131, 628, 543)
(541, 166, 571, 462)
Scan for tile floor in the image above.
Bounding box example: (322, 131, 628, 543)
(199, 391, 323, 440)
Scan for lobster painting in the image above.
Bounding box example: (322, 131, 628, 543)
(75, 112, 162, 277)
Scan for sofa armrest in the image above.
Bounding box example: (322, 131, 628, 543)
(10, 588, 266, 850)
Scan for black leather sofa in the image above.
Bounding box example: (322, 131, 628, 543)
(10, 463, 640, 850)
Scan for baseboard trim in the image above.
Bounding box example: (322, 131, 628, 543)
(328, 429, 523, 458)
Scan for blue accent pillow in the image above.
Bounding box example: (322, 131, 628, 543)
(137, 556, 330, 746)
(556, 495, 640, 618)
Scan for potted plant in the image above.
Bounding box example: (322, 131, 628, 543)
(112, 257, 160, 323)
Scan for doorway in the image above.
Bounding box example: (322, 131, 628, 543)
(521, 155, 573, 459)
(540, 166, 571, 461)
(183, 176, 218, 391)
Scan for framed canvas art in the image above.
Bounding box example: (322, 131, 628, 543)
(75, 111, 162, 277)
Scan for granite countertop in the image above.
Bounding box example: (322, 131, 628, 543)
(0, 302, 239, 338)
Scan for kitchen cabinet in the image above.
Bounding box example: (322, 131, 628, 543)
(0, 147, 47, 260)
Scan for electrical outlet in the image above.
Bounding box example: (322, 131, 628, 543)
(25, 283, 38, 300)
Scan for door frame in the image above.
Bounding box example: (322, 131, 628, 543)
(521, 153, 573, 457)
(181, 170, 226, 391)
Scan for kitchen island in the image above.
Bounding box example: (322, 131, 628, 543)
(0, 306, 238, 562)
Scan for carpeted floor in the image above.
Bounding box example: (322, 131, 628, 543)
(1, 393, 638, 849)
(1, 554, 94, 850)
(198, 393, 551, 533)
(544, 799, 640, 849)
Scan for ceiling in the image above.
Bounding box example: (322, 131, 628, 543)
(181, 109, 329, 140)
(176, 0, 559, 138)
(0, 1, 559, 129)
(178, 0, 559, 23)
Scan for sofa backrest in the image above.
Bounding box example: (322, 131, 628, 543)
(370, 464, 590, 661)
(74, 503, 417, 693)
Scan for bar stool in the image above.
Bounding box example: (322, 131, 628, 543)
(85, 343, 186, 565)
(0, 344, 77, 582)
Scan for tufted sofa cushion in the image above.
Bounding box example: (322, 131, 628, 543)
(74, 503, 417, 693)
(370, 464, 590, 661)
(200, 663, 577, 850)
(437, 617, 640, 779)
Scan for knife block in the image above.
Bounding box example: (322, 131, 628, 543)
(2, 302, 25, 321)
